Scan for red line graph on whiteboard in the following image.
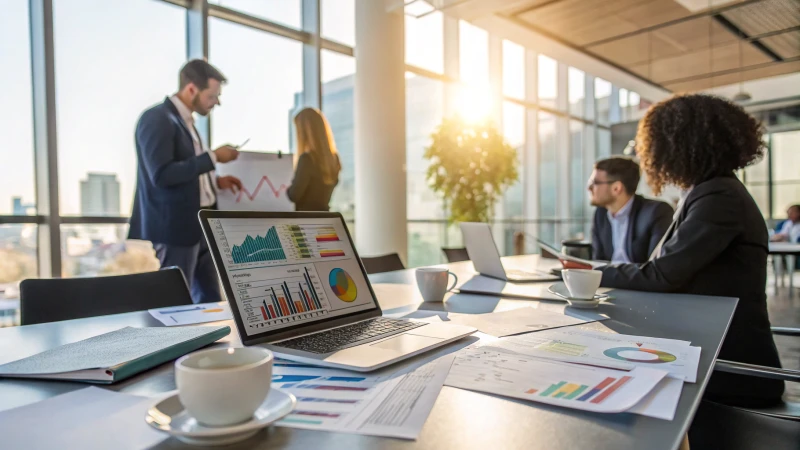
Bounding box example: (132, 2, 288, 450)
(235, 176, 289, 203)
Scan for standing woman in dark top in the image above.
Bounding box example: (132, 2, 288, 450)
(288, 108, 341, 211)
(597, 94, 784, 407)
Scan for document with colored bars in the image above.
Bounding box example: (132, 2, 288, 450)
(445, 349, 668, 413)
(207, 218, 377, 336)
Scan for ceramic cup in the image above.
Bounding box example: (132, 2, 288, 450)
(561, 269, 602, 300)
(415, 268, 458, 302)
(175, 347, 273, 427)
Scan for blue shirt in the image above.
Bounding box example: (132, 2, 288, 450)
(607, 197, 634, 264)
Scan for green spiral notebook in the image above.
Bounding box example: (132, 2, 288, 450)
(0, 326, 230, 384)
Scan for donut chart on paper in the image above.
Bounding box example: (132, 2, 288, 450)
(603, 347, 677, 363)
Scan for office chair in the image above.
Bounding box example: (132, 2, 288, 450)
(689, 327, 800, 450)
(442, 247, 470, 263)
(20, 267, 193, 325)
(360, 253, 405, 275)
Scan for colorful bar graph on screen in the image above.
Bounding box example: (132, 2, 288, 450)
(260, 306, 268, 320)
(315, 227, 340, 242)
(320, 249, 346, 258)
(267, 304, 277, 319)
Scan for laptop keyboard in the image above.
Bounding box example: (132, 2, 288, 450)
(274, 318, 426, 354)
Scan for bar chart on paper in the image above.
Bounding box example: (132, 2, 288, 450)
(447, 349, 667, 413)
(232, 264, 331, 330)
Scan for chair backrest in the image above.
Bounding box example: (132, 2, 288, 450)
(360, 253, 406, 275)
(20, 267, 193, 325)
(442, 247, 470, 263)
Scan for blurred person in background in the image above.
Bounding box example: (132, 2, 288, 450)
(287, 108, 341, 212)
(771, 204, 800, 242)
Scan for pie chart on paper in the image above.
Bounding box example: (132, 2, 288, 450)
(329, 268, 357, 302)
(603, 347, 677, 363)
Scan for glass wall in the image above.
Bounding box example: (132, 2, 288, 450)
(771, 131, 800, 219)
(0, 0, 629, 288)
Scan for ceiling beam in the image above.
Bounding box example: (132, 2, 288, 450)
(660, 55, 800, 86)
(583, 0, 764, 48)
(712, 14, 783, 62)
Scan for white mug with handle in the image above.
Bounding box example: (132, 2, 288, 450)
(415, 267, 458, 302)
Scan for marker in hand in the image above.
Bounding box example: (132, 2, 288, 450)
(236, 138, 250, 150)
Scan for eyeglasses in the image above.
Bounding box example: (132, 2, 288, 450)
(588, 179, 616, 188)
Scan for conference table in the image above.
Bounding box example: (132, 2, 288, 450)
(0, 255, 738, 450)
(769, 242, 800, 291)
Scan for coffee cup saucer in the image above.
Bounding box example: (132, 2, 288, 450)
(547, 282, 607, 309)
(145, 388, 295, 446)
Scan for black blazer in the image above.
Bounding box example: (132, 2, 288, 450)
(600, 175, 784, 406)
(287, 153, 339, 211)
(592, 195, 674, 263)
(128, 98, 215, 246)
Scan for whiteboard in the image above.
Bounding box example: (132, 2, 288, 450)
(215, 151, 294, 211)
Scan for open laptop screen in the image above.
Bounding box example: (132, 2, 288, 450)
(205, 216, 377, 337)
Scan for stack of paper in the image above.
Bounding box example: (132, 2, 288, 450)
(452, 328, 701, 420)
(148, 302, 232, 326)
(271, 354, 455, 439)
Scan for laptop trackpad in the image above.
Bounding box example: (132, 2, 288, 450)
(370, 334, 443, 353)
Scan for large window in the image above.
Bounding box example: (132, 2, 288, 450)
(502, 102, 525, 220)
(1, 0, 35, 217)
(53, 0, 187, 217)
(209, 0, 301, 29)
(322, 0, 355, 47)
(459, 21, 489, 88)
(539, 112, 558, 220)
(321, 51, 355, 220)
(538, 54, 558, 110)
(771, 130, 800, 218)
(405, 11, 443, 74)
(503, 40, 525, 100)
(595, 78, 612, 126)
(209, 18, 303, 153)
(406, 74, 445, 268)
(61, 225, 158, 278)
(569, 121, 586, 232)
(568, 67, 585, 118)
(0, 225, 37, 296)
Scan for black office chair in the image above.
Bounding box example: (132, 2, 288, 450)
(360, 253, 405, 275)
(442, 247, 470, 263)
(689, 327, 800, 450)
(20, 267, 193, 325)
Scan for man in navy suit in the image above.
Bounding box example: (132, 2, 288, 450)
(589, 156, 674, 264)
(129, 59, 243, 303)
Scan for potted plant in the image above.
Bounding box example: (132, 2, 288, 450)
(424, 116, 519, 224)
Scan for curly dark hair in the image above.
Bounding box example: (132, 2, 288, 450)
(635, 94, 765, 195)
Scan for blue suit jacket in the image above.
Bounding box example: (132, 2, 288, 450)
(128, 98, 215, 246)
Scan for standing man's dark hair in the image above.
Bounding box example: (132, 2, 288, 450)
(179, 59, 227, 90)
(594, 156, 641, 195)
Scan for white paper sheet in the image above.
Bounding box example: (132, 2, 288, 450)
(479, 328, 701, 382)
(215, 151, 294, 211)
(273, 354, 455, 439)
(0, 387, 166, 449)
(445, 307, 606, 337)
(446, 349, 667, 413)
(148, 302, 232, 326)
(628, 376, 684, 421)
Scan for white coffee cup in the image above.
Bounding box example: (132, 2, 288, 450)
(415, 268, 458, 302)
(561, 269, 602, 300)
(175, 347, 273, 426)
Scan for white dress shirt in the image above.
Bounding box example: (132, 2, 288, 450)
(607, 196, 634, 264)
(778, 220, 800, 242)
(170, 95, 217, 207)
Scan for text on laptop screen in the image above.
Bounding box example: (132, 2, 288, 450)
(207, 218, 377, 336)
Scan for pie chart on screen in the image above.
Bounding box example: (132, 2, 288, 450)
(329, 268, 357, 302)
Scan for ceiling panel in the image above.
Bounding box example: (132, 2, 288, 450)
(506, 0, 799, 92)
(663, 60, 800, 91)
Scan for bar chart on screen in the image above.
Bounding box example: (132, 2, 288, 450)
(232, 263, 331, 330)
(279, 224, 350, 260)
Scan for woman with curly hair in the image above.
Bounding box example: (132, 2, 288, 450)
(599, 94, 784, 407)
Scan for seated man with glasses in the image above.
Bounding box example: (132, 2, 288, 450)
(589, 156, 674, 264)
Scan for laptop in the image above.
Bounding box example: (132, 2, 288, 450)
(199, 210, 476, 372)
(460, 222, 560, 282)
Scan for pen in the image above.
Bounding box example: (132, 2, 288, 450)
(236, 138, 250, 149)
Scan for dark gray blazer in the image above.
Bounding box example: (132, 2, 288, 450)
(287, 153, 339, 212)
(592, 195, 674, 263)
(600, 175, 784, 407)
